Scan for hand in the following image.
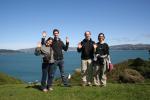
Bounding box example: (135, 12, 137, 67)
(78, 43, 82, 48)
(42, 31, 47, 37)
(66, 37, 69, 43)
(93, 44, 97, 49)
(37, 42, 41, 48)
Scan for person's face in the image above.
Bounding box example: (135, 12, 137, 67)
(99, 36, 105, 42)
(46, 40, 53, 46)
(85, 32, 91, 40)
(53, 31, 59, 37)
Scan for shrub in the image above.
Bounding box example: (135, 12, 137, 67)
(119, 69, 144, 83)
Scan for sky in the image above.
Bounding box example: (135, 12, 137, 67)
(0, 0, 150, 50)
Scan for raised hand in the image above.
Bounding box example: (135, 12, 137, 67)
(37, 42, 41, 48)
(93, 43, 97, 49)
(66, 37, 69, 43)
(42, 31, 47, 37)
(78, 43, 82, 48)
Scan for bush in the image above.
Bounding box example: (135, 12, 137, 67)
(129, 58, 150, 78)
(119, 69, 144, 83)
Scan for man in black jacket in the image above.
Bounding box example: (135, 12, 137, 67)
(77, 31, 95, 86)
(42, 29, 70, 86)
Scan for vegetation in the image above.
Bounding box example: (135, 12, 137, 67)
(0, 72, 23, 85)
(107, 58, 150, 83)
(129, 58, 150, 78)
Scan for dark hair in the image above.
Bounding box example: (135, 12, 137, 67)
(84, 31, 91, 36)
(46, 37, 53, 43)
(53, 29, 59, 34)
(98, 33, 105, 39)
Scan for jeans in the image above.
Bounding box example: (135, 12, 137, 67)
(52, 60, 68, 85)
(41, 63, 55, 89)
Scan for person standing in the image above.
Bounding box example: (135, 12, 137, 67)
(93, 33, 111, 87)
(35, 32, 55, 92)
(43, 29, 70, 87)
(77, 31, 95, 86)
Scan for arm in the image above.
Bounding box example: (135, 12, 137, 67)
(41, 37, 46, 45)
(105, 43, 109, 55)
(106, 44, 111, 63)
(62, 41, 69, 51)
(77, 42, 82, 52)
(34, 47, 42, 56)
(61, 37, 69, 51)
(41, 31, 47, 45)
(34, 42, 43, 56)
(93, 42, 97, 53)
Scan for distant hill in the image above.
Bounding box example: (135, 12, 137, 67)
(110, 44, 150, 50)
(0, 49, 23, 55)
(19, 48, 35, 53)
(19, 44, 150, 54)
(19, 47, 77, 53)
(68, 47, 77, 51)
(1, 44, 150, 54)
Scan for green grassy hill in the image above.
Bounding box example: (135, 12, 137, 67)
(0, 72, 23, 85)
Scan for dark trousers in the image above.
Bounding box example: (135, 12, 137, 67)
(53, 60, 68, 85)
(41, 63, 55, 89)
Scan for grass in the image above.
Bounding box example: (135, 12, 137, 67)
(0, 72, 23, 85)
(0, 83, 150, 100)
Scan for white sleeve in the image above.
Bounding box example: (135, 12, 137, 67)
(108, 55, 111, 63)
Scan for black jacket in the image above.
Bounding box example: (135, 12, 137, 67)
(41, 37, 69, 60)
(77, 39, 95, 60)
(52, 37, 69, 60)
(95, 42, 109, 56)
(95, 42, 109, 64)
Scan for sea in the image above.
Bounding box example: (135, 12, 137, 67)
(0, 50, 149, 82)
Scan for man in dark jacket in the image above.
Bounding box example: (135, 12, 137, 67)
(77, 31, 95, 86)
(42, 29, 70, 86)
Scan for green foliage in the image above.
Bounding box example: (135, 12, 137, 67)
(129, 58, 150, 78)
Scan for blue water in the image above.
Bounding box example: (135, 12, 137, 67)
(0, 50, 149, 82)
